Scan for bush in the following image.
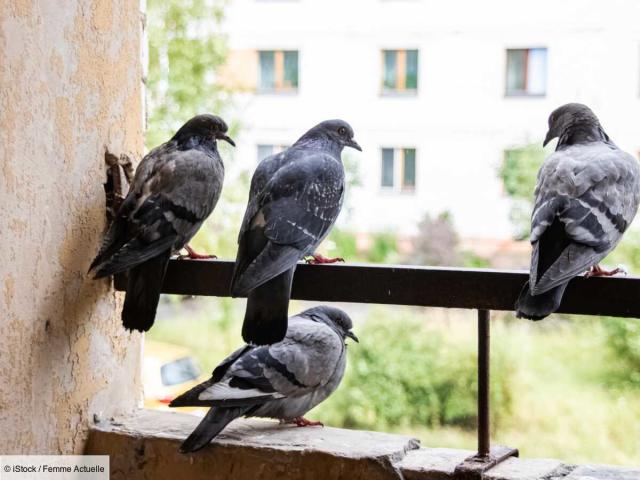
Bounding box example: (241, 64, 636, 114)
(367, 232, 398, 264)
(408, 212, 460, 266)
(324, 229, 398, 264)
(313, 308, 515, 430)
(602, 317, 640, 388)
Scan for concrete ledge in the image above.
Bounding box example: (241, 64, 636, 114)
(85, 410, 640, 480)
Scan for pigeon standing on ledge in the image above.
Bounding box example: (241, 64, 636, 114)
(231, 120, 361, 345)
(170, 306, 358, 453)
(516, 103, 640, 320)
(89, 114, 234, 332)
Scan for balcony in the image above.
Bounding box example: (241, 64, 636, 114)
(83, 259, 640, 479)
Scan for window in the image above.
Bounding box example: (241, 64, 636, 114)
(259, 50, 299, 92)
(380, 148, 417, 192)
(505, 48, 547, 96)
(382, 49, 419, 93)
(381, 148, 394, 187)
(257, 144, 288, 161)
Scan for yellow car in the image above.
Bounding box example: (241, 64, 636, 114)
(143, 340, 208, 412)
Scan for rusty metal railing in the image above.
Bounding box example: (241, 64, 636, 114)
(115, 260, 640, 478)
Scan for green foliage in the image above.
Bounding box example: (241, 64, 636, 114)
(312, 309, 514, 430)
(324, 229, 398, 264)
(602, 317, 640, 388)
(146, 0, 230, 148)
(324, 229, 359, 261)
(498, 145, 546, 239)
(459, 250, 491, 268)
(367, 232, 398, 264)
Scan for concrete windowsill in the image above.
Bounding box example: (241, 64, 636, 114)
(86, 410, 640, 480)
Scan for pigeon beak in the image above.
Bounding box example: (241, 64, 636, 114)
(543, 129, 555, 147)
(218, 134, 236, 147)
(346, 331, 359, 343)
(348, 139, 362, 152)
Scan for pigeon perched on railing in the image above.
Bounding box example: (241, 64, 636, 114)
(516, 103, 640, 320)
(231, 120, 361, 345)
(89, 114, 234, 332)
(170, 306, 358, 453)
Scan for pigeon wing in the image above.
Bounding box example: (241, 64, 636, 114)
(265, 317, 344, 392)
(529, 145, 640, 294)
(231, 153, 344, 295)
(91, 145, 223, 277)
(171, 344, 283, 408)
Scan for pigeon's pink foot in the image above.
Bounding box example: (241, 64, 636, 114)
(585, 264, 626, 278)
(292, 417, 324, 427)
(177, 245, 217, 260)
(304, 253, 344, 265)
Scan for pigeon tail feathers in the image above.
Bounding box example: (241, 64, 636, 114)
(179, 406, 250, 453)
(121, 250, 171, 332)
(242, 268, 294, 345)
(515, 281, 568, 321)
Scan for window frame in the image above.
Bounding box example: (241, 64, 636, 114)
(380, 49, 419, 96)
(379, 146, 417, 193)
(504, 47, 547, 97)
(258, 49, 300, 94)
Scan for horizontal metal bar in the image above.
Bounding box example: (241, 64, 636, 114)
(114, 259, 640, 318)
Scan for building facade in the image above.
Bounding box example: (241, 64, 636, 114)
(220, 0, 640, 240)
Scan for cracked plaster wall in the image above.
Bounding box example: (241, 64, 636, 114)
(0, 0, 144, 453)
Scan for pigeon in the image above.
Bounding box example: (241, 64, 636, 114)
(89, 114, 234, 331)
(230, 120, 361, 345)
(170, 305, 358, 453)
(516, 103, 640, 320)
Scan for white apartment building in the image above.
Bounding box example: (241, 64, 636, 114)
(220, 0, 640, 240)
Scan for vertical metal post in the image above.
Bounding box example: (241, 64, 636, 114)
(454, 309, 518, 478)
(477, 309, 490, 458)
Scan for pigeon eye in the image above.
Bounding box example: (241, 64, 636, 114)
(338, 127, 347, 136)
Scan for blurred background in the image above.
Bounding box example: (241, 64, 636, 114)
(142, 0, 640, 466)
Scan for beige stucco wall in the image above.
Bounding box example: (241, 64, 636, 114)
(0, 0, 144, 453)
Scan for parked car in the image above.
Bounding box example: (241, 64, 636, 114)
(143, 340, 207, 412)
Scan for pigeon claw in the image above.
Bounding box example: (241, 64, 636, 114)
(292, 417, 324, 428)
(177, 244, 218, 260)
(584, 264, 626, 278)
(304, 253, 344, 265)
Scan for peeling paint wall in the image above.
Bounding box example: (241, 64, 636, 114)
(0, 0, 144, 453)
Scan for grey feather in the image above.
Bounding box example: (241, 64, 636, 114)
(170, 306, 356, 452)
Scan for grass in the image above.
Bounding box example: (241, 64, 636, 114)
(147, 299, 640, 467)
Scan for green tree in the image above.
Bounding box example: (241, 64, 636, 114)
(146, 0, 230, 148)
(145, 0, 242, 259)
(498, 145, 546, 239)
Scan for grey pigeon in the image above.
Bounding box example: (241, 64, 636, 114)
(516, 104, 640, 320)
(89, 114, 234, 331)
(170, 305, 357, 453)
(230, 120, 361, 345)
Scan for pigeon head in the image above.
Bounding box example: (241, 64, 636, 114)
(296, 119, 362, 153)
(544, 103, 608, 148)
(172, 114, 236, 147)
(299, 306, 358, 343)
